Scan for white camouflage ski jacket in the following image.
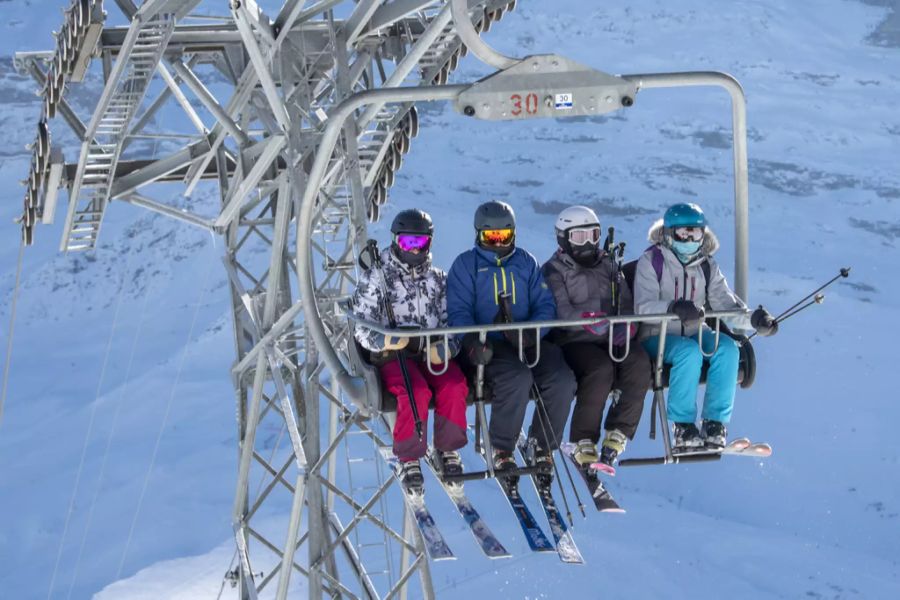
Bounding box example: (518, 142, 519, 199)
(350, 247, 459, 357)
(634, 220, 751, 339)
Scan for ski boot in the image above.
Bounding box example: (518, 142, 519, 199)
(399, 459, 425, 497)
(701, 419, 727, 450)
(532, 445, 554, 491)
(571, 439, 599, 468)
(673, 422, 704, 453)
(597, 429, 627, 476)
(435, 449, 464, 492)
(493, 449, 519, 491)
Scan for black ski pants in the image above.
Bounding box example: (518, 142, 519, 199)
(484, 338, 576, 453)
(562, 340, 650, 443)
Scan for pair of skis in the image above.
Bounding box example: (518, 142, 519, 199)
(559, 442, 625, 513)
(473, 438, 584, 564)
(378, 446, 509, 561)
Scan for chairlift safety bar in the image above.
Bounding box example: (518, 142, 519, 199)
(345, 309, 749, 376)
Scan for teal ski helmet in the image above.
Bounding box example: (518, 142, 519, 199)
(663, 203, 707, 229)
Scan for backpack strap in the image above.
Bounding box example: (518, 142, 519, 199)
(650, 245, 664, 283)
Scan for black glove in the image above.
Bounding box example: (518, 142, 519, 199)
(751, 305, 779, 337)
(405, 335, 423, 354)
(504, 328, 537, 350)
(462, 332, 494, 365)
(397, 325, 423, 354)
(669, 299, 704, 328)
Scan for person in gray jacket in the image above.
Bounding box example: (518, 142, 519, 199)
(542, 206, 650, 471)
(633, 202, 778, 450)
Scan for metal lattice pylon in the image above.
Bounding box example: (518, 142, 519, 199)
(16, 1, 520, 598)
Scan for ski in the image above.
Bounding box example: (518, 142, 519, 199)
(516, 436, 584, 564)
(477, 449, 555, 553)
(378, 447, 455, 561)
(423, 449, 511, 559)
(721, 439, 773, 457)
(561, 443, 625, 513)
(672, 437, 773, 459)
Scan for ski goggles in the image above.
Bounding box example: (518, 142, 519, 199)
(479, 228, 514, 246)
(395, 233, 432, 252)
(567, 226, 601, 246)
(672, 226, 705, 242)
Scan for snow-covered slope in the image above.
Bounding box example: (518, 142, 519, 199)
(1, 0, 899, 598)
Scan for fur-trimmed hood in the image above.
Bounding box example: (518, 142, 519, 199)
(647, 219, 720, 256)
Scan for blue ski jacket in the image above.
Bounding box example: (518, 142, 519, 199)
(446, 246, 557, 339)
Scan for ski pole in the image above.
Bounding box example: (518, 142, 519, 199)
(497, 293, 585, 521)
(776, 294, 825, 324)
(366, 240, 424, 441)
(773, 267, 849, 322)
(532, 382, 585, 522)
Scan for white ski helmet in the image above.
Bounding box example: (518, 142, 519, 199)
(555, 205, 602, 265)
(555, 205, 600, 234)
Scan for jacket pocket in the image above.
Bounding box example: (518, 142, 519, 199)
(564, 271, 590, 305)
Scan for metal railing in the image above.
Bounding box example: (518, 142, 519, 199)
(345, 309, 750, 376)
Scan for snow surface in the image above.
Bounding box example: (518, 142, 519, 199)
(1, 0, 899, 598)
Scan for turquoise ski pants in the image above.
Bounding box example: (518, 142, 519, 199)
(642, 328, 740, 424)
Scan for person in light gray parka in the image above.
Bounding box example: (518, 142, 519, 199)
(633, 203, 778, 450)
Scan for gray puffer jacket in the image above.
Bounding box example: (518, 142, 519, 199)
(541, 249, 636, 345)
(350, 248, 459, 357)
(634, 220, 750, 339)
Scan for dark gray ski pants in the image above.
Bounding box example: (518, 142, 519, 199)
(484, 339, 576, 452)
(562, 340, 650, 442)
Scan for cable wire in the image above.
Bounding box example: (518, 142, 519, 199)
(0, 240, 26, 428)
(47, 256, 130, 600)
(64, 276, 154, 599)
(115, 243, 215, 579)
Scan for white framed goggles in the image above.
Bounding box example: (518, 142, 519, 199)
(567, 226, 601, 246)
(672, 226, 705, 242)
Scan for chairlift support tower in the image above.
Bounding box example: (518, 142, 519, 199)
(15, 1, 751, 598)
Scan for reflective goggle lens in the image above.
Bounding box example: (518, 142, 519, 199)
(479, 228, 514, 246)
(673, 226, 704, 242)
(568, 226, 601, 246)
(395, 234, 432, 252)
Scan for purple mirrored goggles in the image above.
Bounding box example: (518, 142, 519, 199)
(395, 233, 432, 252)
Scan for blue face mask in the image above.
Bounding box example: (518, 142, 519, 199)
(672, 240, 701, 262)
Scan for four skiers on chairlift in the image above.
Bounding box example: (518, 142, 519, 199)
(350, 200, 779, 493)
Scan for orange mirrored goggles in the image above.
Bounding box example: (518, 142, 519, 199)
(479, 228, 514, 246)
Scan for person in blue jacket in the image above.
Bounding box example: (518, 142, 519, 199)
(447, 200, 576, 486)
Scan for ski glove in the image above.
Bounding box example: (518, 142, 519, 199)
(669, 300, 704, 328)
(750, 305, 779, 337)
(378, 334, 409, 351)
(581, 311, 609, 337)
(504, 327, 537, 350)
(461, 333, 493, 365)
(428, 340, 451, 364)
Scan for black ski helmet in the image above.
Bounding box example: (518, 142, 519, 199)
(390, 209, 434, 267)
(473, 200, 516, 256)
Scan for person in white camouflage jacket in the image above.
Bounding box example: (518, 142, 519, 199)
(350, 209, 468, 490)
